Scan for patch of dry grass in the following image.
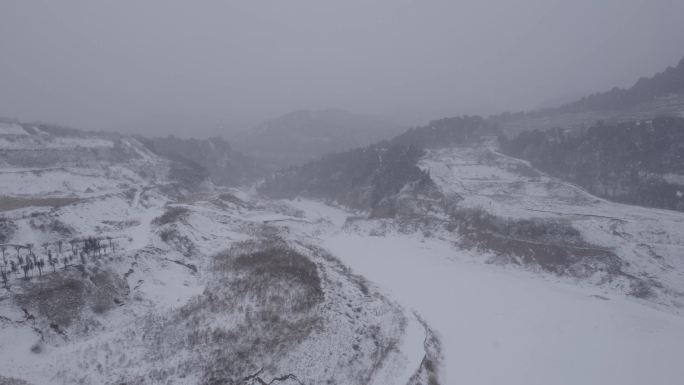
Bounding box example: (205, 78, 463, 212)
(0, 196, 80, 212)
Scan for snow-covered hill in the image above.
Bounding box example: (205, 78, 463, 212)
(323, 232, 684, 385)
(253, 142, 684, 384)
(4, 117, 684, 385)
(491, 56, 684, 136)
(0, 122, 432, 385)
(419, 146, 684, 309)
(231, 109, 404, 171)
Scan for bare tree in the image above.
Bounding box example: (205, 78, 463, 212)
(10, 260, 17, 277)
(1, 246, 7, 276)
(1, 245, 7, 265)
(84, 237, 99, 257)
(48, 254, 57, 272)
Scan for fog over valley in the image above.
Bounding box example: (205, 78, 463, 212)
(2, 2, 684, 385)
(2, 0, 684, 133)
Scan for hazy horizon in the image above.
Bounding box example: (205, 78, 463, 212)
(2, 0, 684, 135)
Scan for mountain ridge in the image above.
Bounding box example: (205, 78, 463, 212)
(491, 55, 684, 135)
(231, 108, 405, 171)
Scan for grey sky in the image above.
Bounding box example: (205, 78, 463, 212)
(1, 0, 683, 133)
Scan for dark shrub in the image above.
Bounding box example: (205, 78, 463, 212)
(152, 206, 190, 226)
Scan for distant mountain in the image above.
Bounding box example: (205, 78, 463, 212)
(501, 116, 684, 212)
(144, 135, 264, 186)
(559, 56, 684, 113)
(491, 56, 684, 211)
(259, 116, 497, 216)
(533, 91, 591, 110)
(492, 55, 684, 135)
(391, 115, 499, 149)
(110, 114, 249, 139)
(231, 109, 405, 171)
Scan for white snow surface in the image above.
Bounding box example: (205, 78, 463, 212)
(0, 122, 28, 136)
(0, 188, 424, 385)
(277, 144, 684, 385)
(4, 132, 684, 385)
(420, 147, 684, 309)
(322, 233, 684, 385)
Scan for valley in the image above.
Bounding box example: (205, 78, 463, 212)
(3, 3, 684, 384)
(3, 55, 684, 385)
(3, 118, 684, 384)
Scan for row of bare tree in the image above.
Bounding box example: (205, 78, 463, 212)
(0, 236, 121, 287)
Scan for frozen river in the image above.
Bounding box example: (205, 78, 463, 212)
(323, 233, 684, 385)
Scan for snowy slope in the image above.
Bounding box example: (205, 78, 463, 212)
(420, 146, 684, 310)
(265, 194, 684, 385)
(4, 121, 684, 385)
(262, 141, 684, 385)
(323, 233, 684, 385)
(0, 126, 429, 385)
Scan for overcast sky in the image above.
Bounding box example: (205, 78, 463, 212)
(1, 0, 683, 134)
